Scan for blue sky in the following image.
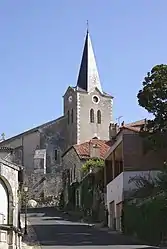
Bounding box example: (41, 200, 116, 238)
(0, 1, 167, 138)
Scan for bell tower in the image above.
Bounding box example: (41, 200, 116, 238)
(63, 30, 113, 147)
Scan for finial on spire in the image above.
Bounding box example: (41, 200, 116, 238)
(76, 23, 102, 93)
(86, 20, 89, 33)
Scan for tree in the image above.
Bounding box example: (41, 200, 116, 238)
(123, 168, 167, 244)
(137, 64, 167, 150)
(128, 173, 156, 199)
(128, 165, 167, 200)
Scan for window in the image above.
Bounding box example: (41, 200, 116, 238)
(70, 169, 72, 183)
(92, 95, 99, 104)
(97, 110, 101, 124)
(71, 109, 74, 123)
(73, 164, 76, 179)
(54, 149, 58, 161)
(67, 110, 70, 124)
(90, 109, 94, 123)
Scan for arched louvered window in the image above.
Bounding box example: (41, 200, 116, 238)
(90, 109, 94, 123)
(97, 110, 101, 124)
(67, 110, 70, 124)
(71, 109, 74, 123)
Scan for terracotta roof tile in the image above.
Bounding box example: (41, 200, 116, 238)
(117, 119, 146, 134)
(126, 119, 145, 127)
(122, 125, 141, 132)
(74, 139, 112, 159)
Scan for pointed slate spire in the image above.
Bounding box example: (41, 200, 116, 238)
(76, 30, 102, 93)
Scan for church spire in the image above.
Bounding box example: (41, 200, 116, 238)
(76, 30, 102, 93)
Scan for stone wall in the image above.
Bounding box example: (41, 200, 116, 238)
(62, 147, 83, 182)
(26, 172, 62, 199)
(123, 132, 167, 171)
(62, 147, 85, 206)
(0, 117, 67, 201)
(78, 88, 112, 143)
(63, 87, 112, 146)
(22, 117, 67, 200)
(0, 157, 22, 249)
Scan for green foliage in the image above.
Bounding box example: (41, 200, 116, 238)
(137, 64, 167, 151)
(123, 168, 167, 245)
(80, 168, 106, 223)
(80, 175, 94, 210)
(19, 189, 28, 207)
(141, 130, 167, 153)
(81, 159, 104, 173)
(128, 65, 167, 243)
(137, 64, 167, 120)
(123, 196, 167, 245)
(155, 165, 167, 194)
(128, 173, 157, 199)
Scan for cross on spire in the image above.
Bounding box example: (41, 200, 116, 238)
(86, 20, 89, 33)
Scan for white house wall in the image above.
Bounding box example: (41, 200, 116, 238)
(107, 170, 159, 230)
(123, 170, 159, 193)
(107, 172, 124, 211)
(107, 170, 159, 212)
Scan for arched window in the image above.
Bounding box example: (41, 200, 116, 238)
(67, 111, 70, 124)
(90, 109, 94, 123)
(71, 109, 74, 123)
(0, 179, 8, 224)
(97, 110, 101, 124)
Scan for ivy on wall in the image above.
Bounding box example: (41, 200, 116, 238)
(80, 158, 105, 222)
(80, 174, 94, 211)
(81, 158, 104, 173)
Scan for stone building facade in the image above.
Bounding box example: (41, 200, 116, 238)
(0, 30, 113, 200)
(62, 139, 111, 208)
(0, 148, 23, 249)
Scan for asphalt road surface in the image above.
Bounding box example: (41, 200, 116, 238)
(27, 207, 159, 249)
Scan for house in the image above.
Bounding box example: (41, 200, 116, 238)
(0, 147, 23, 249)
(104, 120, 167, 231)
(62, 138, 111, 211)
(0, 30, 113, 201)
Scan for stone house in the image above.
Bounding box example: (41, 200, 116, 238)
(0, 147, 23, 249)
(62, 138, 111, 211)
(104, 120, 167, 231)
(0, 30, 113, 201)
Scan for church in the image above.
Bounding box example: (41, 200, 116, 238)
(0, 30, 113, 199)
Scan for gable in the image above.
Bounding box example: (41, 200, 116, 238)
(0, 116, 64, 148)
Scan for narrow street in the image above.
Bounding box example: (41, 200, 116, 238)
(26, 207, 157, 249)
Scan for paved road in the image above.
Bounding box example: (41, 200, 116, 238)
(27, 207, 158, 249)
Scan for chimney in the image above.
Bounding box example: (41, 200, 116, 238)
(89, 141, 100, 158)
(121, 121, 125, 126)
(109, 123, 119, 141)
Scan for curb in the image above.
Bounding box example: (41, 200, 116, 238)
(21, 216, 41, 249)
(26, 220, 41, 249)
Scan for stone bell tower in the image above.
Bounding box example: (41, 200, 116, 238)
(63, 30, 113, 147)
